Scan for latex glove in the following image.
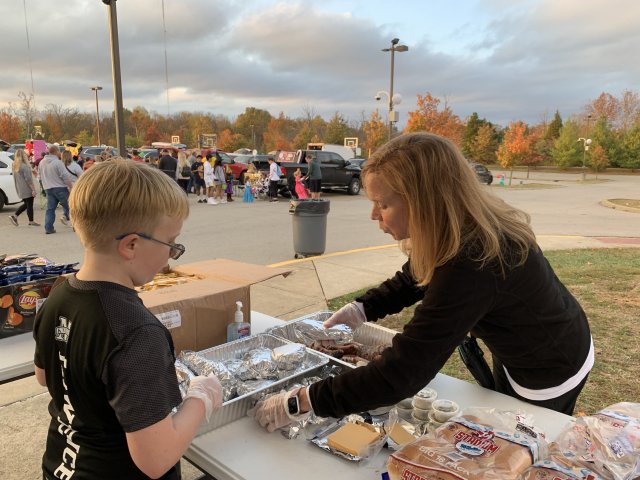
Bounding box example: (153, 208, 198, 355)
(184, 374, 223, 422)
(249, 389, 309, 433)
(323, 302, 366, 330)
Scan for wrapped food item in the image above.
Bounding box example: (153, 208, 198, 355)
(387, 408, 548, 480)
(310, 416, 387, 462)
(243, 347, 278, 379)
(178, 350, 238, 401)
(271, 343, 306, 371)
(174, 359, 195, 398)
(236, 379, 277, 396)
(292, 319, 354, 344)
(552, 402, 640, 480)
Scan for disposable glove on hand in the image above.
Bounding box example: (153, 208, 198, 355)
(249, 389, 310, 433)
(184, 374, 223, 422)
(323, 301, 366, 329)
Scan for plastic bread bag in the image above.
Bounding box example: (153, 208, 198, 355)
(552, 406, 640, 480)
(386, 407, 549, 480)
(518, 458, 606, 480)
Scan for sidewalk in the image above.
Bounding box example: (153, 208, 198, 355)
(1, 235, 638, 479)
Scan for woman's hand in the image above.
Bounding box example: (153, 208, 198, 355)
(323, 302, 366, 329)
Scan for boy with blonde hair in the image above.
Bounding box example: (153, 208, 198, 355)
(33, 160, 222, 479)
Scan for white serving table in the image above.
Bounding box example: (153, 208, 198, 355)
(0, 333, 36, 384)
(185, 315, 576, 480)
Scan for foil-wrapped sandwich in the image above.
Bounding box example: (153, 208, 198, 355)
(291, 319, 354, 344)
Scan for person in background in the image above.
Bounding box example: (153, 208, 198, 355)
(267, 156, 279, 202)
(224, 162, 234, 202)
(9, 148, 40, 227)
(82, 156, 95, 171)
(131, 149, 144, 163)
(293, 168, 309, 199)
(203, 153, 216, 204)
(175, 151, 191, 193)
(33, 159, 223, 479)
(61, 150, 83, 186)
(39, 144, 74, 234)
(213, 155, 226, 204)
(305, 153, 322, 200)
(158, 149, 177, 180)
(251, 133, 593, 433)
(186, 150, 197, 194)
(192, 154, 206, 203)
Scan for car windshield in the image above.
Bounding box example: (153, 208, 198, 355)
(234, 155, 253, 164)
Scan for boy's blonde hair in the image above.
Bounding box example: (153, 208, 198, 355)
(69, 159, 189, 251)
(363, 133, 536, 286)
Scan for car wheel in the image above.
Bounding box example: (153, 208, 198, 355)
(0, 192, 6, 211)
(347, 177, 361, 195)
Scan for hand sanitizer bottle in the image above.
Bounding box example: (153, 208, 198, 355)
(227, 301, 250, 342)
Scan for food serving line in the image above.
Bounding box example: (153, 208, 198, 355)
(184, 312, 575, 480)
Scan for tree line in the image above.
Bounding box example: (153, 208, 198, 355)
(1, 89, 639, 170)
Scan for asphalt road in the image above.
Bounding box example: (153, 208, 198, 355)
(1, 170, 638, 266)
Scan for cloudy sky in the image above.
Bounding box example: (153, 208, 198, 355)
(1, 0, 638, 128)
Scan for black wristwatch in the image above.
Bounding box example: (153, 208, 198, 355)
(287, 391, 300, 415)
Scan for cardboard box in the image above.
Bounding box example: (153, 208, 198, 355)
(139, 259, 290, 353)
(0, 277, 57, 339)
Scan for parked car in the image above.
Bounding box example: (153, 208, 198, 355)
(470, 162, 493, 185)
(201, 150, 249, 183)
(348, 158, 366, 168)
(234, 154, 289, 197)
(0, 152, 21, 211)
(78, 146, 126, 163)
(7, 144, 25, 154)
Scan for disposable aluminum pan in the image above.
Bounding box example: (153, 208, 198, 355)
(266, 311, 397, 369)
(196, 333, 329, 433)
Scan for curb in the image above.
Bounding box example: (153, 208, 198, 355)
(600, 199, 640, 213)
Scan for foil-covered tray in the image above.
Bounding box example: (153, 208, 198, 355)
(196, 333, 329, 433)
(266, 310, 398, 369)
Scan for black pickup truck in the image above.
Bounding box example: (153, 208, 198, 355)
(276, 150, 362, 198)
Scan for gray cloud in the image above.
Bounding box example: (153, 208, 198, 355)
(1, 0, 638, 128)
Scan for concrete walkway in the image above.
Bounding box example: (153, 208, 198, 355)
(1, 235, 638, 479)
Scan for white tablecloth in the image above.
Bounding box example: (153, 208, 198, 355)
(0, 333, 35, 383)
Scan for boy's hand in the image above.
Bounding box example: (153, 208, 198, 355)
(185, 374, 223, 422)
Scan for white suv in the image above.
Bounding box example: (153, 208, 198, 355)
(0, 152, 21, 210)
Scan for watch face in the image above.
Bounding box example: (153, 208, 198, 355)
(287, 396, 299, 415)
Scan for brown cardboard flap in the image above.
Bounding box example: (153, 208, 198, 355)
(173, 259, 291, 285)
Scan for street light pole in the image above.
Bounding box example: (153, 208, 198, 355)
(577, 137, 592, 181)
(382, 38, 409, 141)
(102, 0, 126, 155)
(91, 86, 103, 145)
(250, 124, 255, 150)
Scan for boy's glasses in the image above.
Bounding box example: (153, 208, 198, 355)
(115, 232, 185, 260)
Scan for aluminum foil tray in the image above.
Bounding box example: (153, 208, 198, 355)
(196, 333, 329, 433)
(266, 310, 397, 369)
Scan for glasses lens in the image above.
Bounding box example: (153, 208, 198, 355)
(170, 244, 185, 260)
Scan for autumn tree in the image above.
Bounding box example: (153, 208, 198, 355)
(496, 121, 532, 184)
(0, 111, 22, 142)
(585, 92, 620, 129)
(551, 120, 581, 167)
(405, 93, 464, 147)
(590, 116, 620, 167)
(217, 128, 246, 152)
(618, 125, 640, 169)
(263, 112, 296, 152)
(144, 123, 162, 144)
(545, 110, 563, 140)
(468, 123, 499, 164)
(362, 110, 387, 157)
(325, 112, 350, 145)
(9, 91, 37, 138)
(589, 144, 609, 179)
(235, 107, 272, 152)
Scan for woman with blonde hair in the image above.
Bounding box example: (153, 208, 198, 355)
(10, 149, 39, 227)
(175, 151, 190, 193)
(252, 133, 593, 432)
(61, 150, 83, 185)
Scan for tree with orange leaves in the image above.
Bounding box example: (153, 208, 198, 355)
(404, 93, 464, 147)
(0, 111, 22, 142)
(362, 110, 387, 157)
(496, 121, 533, 185)
(263, 112, 296, 152)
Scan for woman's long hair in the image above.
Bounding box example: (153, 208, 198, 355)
(12, 149, 30, 173)
(363, 133, 536, 286)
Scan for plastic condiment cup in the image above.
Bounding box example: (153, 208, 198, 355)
(431, 399, 460, 422)
(411, 404, 430, 421)
(413, 387, 437, 410)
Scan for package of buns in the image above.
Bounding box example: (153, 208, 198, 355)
(551, 402, 640, 480)
(518, 458, 605, 479)
(387, 408, 548, 480)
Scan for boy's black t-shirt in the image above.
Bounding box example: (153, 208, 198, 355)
(33, 276, 182, 479)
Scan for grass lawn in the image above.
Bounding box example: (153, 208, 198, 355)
(327, 248, 640, 416)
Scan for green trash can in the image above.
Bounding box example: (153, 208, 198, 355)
(289, 199, 330, 258)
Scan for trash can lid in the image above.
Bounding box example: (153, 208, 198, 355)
(289, 199, 330, 214)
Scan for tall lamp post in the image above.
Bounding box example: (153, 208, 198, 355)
(91, 86, 103, 145)
(382, 38, 409, 140)
(577, 137, 592, 181)
(250, 124, 255, 151)
(102, 0, 125, 155)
